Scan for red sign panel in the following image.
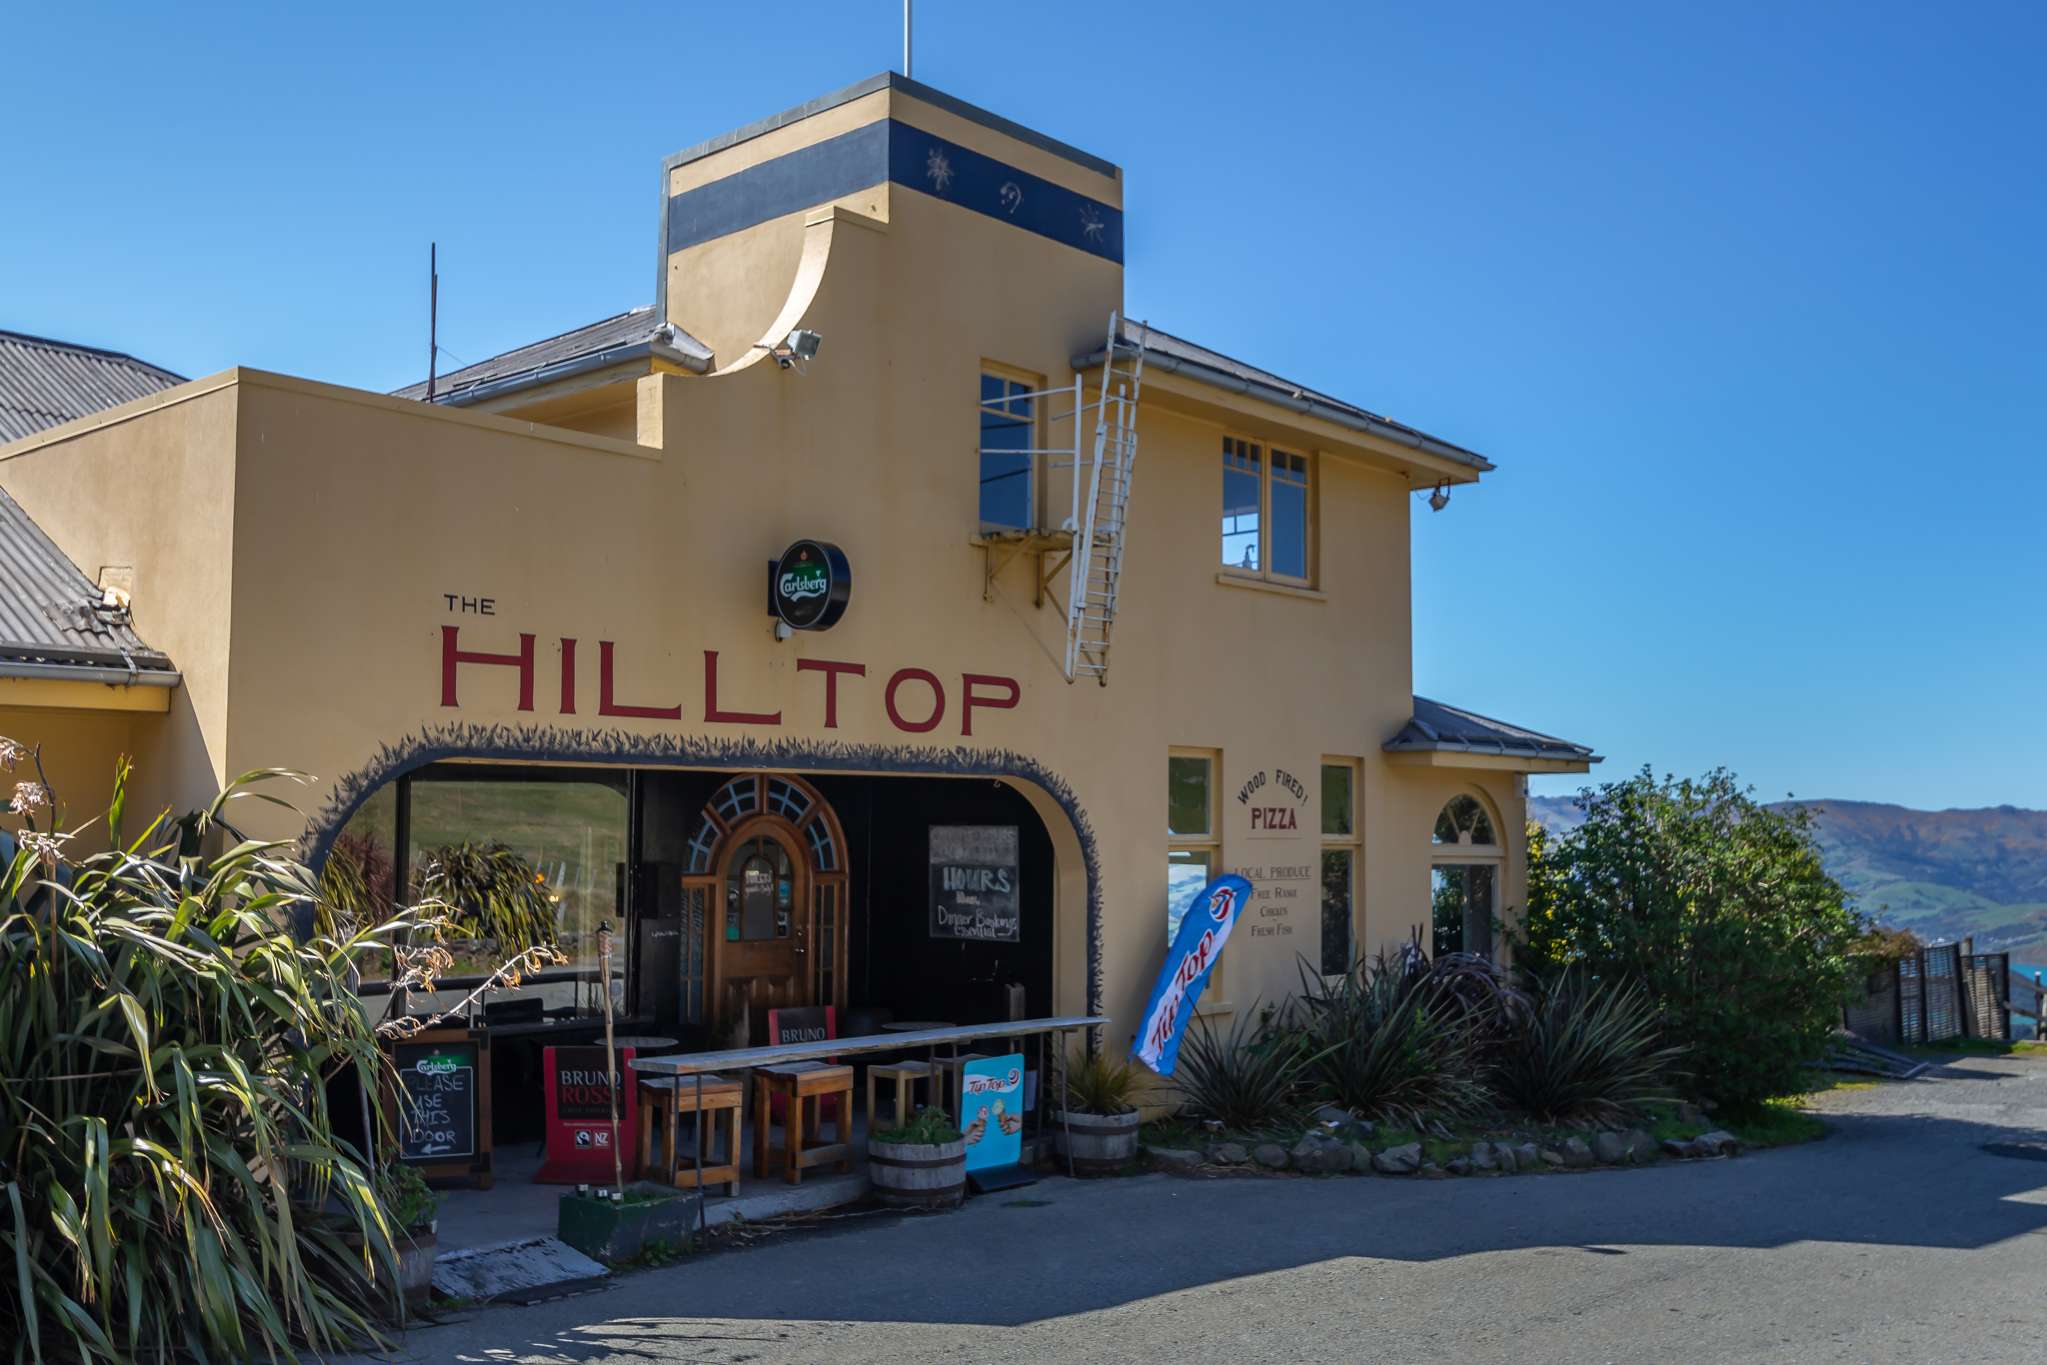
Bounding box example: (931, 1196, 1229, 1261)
(536, 1045, 639, 1183)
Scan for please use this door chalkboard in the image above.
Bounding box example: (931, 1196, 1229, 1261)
(929, 825, 1021, 943)
(387, 1026, 494, 1188)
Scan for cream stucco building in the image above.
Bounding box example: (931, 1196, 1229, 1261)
(0, 75, 1594, 1122)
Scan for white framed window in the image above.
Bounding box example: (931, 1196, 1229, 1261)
(1220, 436, 1313, 584)
(979, 369, 1038, 530)
(1431, 793, 1502, 959)
(1320, 758, 1361, 975)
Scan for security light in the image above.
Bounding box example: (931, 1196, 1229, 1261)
(1428, 483, 1450, 513)
(765, 328, 823, 370)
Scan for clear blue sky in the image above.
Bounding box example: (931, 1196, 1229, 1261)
(6, 3, 2042, 810)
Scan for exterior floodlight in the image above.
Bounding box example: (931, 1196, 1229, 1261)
(765, 328, 823, 370)
(1428, 483, 1450, 513)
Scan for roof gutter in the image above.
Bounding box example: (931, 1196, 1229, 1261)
(1384, 737, 1600, 763)
(428, 326, 712, 409)
(1074, 343, 1493, 474)
(0, 659, 180, 687)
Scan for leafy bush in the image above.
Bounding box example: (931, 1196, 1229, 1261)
(1063, 1052, 1138, 1116)
(1517, 768, 1862, 1111)
(1171, 1005, 1304, 1131)
(1294, 955, 1492, 1128)
(0, 760, 407, 1361)
(875, 1108, 963, 1145)
(1492, 973, 1685, 1122)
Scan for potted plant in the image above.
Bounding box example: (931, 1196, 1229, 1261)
(868, 1107, 967, 1208)
(384, 1164, 442, 1308)
(557, 1182, 700, 1263)
(1054, 1052, 1141, 1176)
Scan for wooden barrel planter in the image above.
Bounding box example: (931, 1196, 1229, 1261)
(1054, 1108, 1140, 1176)
(868, 1137, 966, 1209)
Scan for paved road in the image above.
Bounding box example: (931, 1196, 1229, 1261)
(368, 1052, 2047, 1363)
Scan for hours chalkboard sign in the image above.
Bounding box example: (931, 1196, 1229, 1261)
(388, 1027, 493, 1187)
(929, 825, 1021, 943)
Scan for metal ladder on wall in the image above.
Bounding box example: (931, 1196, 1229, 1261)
(1063, 312, 1148, 684)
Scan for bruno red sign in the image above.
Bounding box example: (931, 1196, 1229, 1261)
(536, 1045, 639, 1184)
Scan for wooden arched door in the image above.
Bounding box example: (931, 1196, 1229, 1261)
(681, 774, 848, 1047)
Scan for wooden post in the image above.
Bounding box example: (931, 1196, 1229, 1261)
(598, 922, 624, 1195)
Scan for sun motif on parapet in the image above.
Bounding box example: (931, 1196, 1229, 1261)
(926, 147, 954, 193)
(999, 181, 1023, 215)
(1079, 205, 1105, 242)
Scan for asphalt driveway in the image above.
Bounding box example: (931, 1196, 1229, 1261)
(359, 1050, 2047, 1363)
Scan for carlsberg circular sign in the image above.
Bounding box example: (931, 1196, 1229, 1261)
(772, 539, 851, 631)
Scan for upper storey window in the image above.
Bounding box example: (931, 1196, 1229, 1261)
(1220, 436, 1312, 584)
(979, 372, 1035, 530)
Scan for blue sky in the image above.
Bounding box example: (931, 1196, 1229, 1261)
(5, 3, 2042, 810)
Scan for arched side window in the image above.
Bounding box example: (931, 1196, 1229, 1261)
(1430, 792, 1502, 960)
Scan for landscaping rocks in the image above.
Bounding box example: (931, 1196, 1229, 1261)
(1660, 1138, 1695, 1159)
(1623, 1129, 1659, 1162)
(1371, 1142, 1422, 1175)
(1469, 1143, 1498, 1173)
(1560, 1137, 1596, 1169)
(1148, 1147, 1204, 1174)
(1591, 1132, 1630, 1165)
(1289, 1134, 1353, 1174)
(1445, 1158, 1471, 1176)
(1210, 1142, 1249, 1166)
(1539, 1147, 1566, 1168)
(1512, 1142, 1542, 1170)
(1347, 1143, 1376, 1172)
(1420, 1162, 1444, 1178)
(1253, 1143, 1290, 1170)
(1694, 1130, 1742, 1157)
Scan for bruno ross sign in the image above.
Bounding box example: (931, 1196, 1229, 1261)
(771, 539, 850, 632)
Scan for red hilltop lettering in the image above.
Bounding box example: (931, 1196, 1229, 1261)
(703, 650, 782, 725)
(885, 668, 945, 733)
(599, 641, 682, 719)
(961, 673, 1020, 736)
(441, 626, 535, 711)
(796, 658, 866, 729)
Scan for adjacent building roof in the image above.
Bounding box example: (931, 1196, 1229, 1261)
(1076, 319, 1492, 473)
(392, 306, 712, 406)
(1387, 697, 1598, 765)
(0, 487, 173, 673)
(0, 329, 186, 445)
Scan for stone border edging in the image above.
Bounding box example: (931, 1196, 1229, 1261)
(1142, 1124, 1745, 1178)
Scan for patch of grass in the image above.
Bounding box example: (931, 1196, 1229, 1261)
(1722, 1099, 1826, 1148)
(1901, 1038, 2047, 1060)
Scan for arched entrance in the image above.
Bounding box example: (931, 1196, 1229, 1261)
(681, 773, 848, 1045)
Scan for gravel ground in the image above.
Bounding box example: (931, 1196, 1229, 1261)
(354, 1050, 2047, 1364)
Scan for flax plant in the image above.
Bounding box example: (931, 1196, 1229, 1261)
(0, 754, 415, 1362)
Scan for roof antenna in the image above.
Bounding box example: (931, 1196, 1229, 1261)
(902, 0, 912, 78)
(426, 242, 439, 403)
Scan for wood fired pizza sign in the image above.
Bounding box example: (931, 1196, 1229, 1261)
(1237, 767, 1309, 837)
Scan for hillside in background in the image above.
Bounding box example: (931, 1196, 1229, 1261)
(1528, 795, 2047, 960)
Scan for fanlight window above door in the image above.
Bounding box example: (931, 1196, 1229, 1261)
(1432, 794, 1498, 848)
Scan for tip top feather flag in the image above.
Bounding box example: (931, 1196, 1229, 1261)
(1131, 873, 1251, 1076)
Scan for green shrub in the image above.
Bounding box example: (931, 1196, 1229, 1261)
(0, 761, 408, 1361)
(1293, 955, 1492, 1128)
(1063, 1052, 1138, 1115)
(1171, 1005, 1304, 1131)
(875, 1108, 964, 1145)
(1517, 768, 1861, 1111)
(1492, 973, 1686, 1122)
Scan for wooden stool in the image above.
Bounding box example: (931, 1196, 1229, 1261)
(753, 1062, 854, 1185)
(933, 1052, 991, 1120)
(866, 1060, 933, 1129)
(637, 1074, 743, 1196)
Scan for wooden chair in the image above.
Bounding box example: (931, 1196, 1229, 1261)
(752, 1062, 853, 1185)
(636, 1073, 743, 1196)
(866, 1059, 933, 1129)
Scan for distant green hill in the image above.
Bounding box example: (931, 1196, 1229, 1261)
(1528, 794, 2047, 960)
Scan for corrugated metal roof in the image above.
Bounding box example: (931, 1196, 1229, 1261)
(1079, 319, 1492, 471)
(0, 487, 172, 671)
(1387, 696, 1598, 764)
(0, 329, 186, 446)
(392, 306, 713, 404)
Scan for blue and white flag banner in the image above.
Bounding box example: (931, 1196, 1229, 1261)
(1131, 874, 1252, 1076)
